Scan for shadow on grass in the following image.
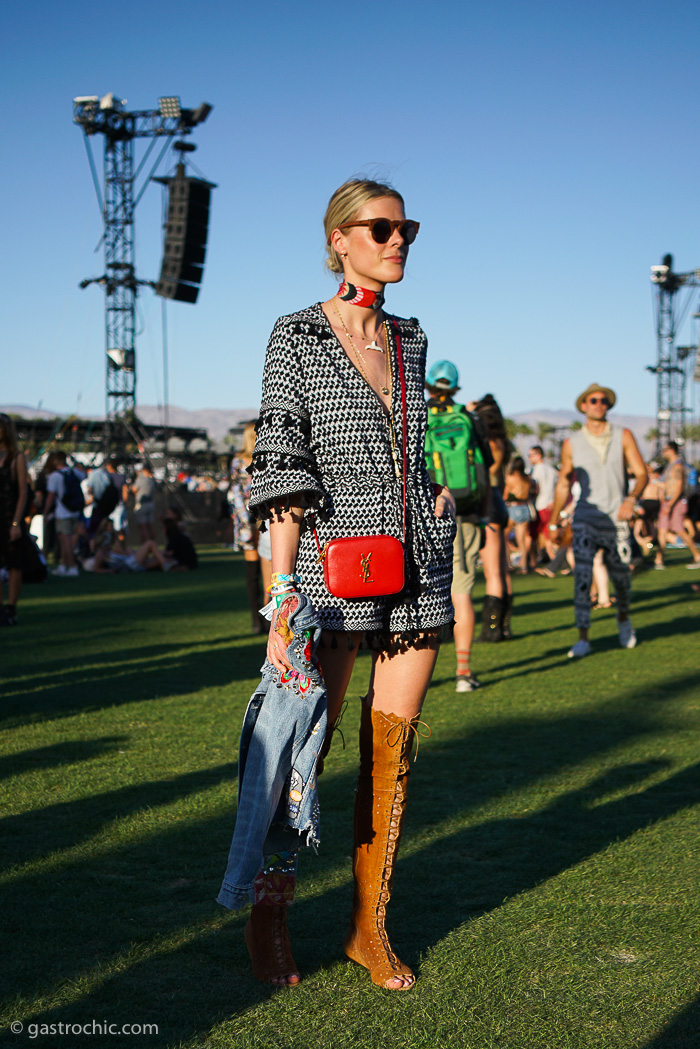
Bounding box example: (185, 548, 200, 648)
(3, 670, 698, 1046)
(0, 738, 128, 783)
(0, 636, 265, 728)
(640, 996, 700, 1048)
(1, 553, 270, 729)
(0, 762, 238, 874)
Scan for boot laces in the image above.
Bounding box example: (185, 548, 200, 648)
(384, 718, 432, 760)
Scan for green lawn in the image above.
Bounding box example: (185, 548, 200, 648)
(1, 550, 699, 1049)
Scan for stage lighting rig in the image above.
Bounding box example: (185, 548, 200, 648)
(648, 253, 700, 450)
(73, 92, 214, 451)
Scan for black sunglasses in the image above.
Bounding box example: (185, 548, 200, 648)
(588, 396, 610, 406)
(331, 218, 420, 246)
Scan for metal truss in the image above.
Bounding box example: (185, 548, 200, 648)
(73, 94, 211, 451)
(649, 257, 700, 451)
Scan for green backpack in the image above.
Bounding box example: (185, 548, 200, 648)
(425, 404, 489, 515)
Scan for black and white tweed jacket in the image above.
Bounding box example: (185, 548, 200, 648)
(250, 302, 455, 645)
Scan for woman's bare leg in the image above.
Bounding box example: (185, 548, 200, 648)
(317, 631, 362, 724)
(515, 522, 529, 572)
(481, 523, 504, 598)
(368, 638, 440, 720)
(592, 548, 610, 606)
(134, 540, 166, 570)
(9, 567, 22, 607)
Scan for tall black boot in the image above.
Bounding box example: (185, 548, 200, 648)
(245, 559, 264, 635)
(476, 595, 503, 642)
(501, 594, 513, 640)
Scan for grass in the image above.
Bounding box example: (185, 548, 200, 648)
(1, 548, 699, 1049)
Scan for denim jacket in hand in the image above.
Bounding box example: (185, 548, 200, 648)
(217, 593, 326, 911)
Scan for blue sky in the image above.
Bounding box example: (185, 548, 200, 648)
(4, 0, 700, 423)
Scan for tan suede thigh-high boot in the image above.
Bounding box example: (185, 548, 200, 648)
(344, 703, 421, 989)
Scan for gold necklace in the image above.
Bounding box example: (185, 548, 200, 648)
(333, 296, 385, 353)
(332, 298, 391, 396)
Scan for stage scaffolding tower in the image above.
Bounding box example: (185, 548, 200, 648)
(649, 254, 700, 453)
(73, 93, 212, 453)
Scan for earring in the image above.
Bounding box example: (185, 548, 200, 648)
(341, 252, 348, 259)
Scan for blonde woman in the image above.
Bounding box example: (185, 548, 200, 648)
(228, 179, 455, 990)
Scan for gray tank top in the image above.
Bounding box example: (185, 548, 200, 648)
(570, 425, 626, 523)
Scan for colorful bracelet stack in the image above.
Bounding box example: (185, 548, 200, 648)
(268, 572, 301, 609)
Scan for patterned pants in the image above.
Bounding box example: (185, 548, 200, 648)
(572, 519, 631, 629)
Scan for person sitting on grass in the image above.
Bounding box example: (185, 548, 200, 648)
(86, 518, 168, 573)
(163, 506, 198, 571)
(535, 513, 574, 578)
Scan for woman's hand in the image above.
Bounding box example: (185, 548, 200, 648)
(266, 593, 299, 673)
(434, 486, 456, 519)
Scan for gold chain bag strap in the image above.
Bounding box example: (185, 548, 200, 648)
(313, 318, 407, 599)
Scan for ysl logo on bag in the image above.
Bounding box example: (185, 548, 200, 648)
(360, 552, 373, 583)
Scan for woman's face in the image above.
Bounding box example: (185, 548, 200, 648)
(333, 195, 409, 289)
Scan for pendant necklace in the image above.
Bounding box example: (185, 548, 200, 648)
(332, 298, 391, 396)
(333, 295, 385, 353)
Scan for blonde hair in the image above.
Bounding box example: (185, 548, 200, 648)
(241, 421, 257, 459)
(323, 178, 405, 275)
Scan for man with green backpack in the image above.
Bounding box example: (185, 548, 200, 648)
(425, 361, 493, 692)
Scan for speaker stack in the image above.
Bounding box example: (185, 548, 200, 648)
(156, 163, 216, 303)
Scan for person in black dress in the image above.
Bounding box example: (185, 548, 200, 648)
(0, 414, 28, 626)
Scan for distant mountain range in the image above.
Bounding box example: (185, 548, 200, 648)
(2, 403, 658, 458)
(1, 404, 258, 443)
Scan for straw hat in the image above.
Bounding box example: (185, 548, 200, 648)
(575, 382, 616, 413)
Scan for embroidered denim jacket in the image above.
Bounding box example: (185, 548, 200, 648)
(217, 593, 326, 911)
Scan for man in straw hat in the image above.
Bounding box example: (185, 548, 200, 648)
(549, 382, 647, 658)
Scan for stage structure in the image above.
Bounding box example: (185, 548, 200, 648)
(649, 254, 700, 451)
(73, 93, 213, 453)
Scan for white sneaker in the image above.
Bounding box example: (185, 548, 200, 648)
(654, 563, 665, 570)
(456, 674, 482, 693)
(52, 565, 67, 576)
(568, 639, 591, 659)
(618, 617, 637, 649)
(65, 566, 79, 577)
(686, 562, 700, 570)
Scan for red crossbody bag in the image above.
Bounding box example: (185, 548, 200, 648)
(313, 318, 407, 599)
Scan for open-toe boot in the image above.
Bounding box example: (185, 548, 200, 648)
(244, 903, 300, 985)
(245, 853, 299, 985)
(344, 704, 426, 989)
